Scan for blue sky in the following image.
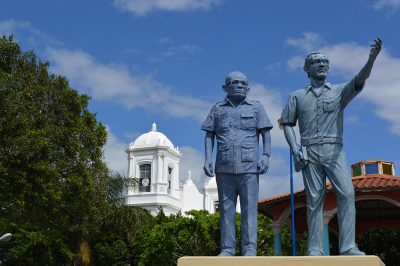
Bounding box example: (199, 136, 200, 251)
(2, 0, 400, 199)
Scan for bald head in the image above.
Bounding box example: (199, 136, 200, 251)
(225, 71, 248, 85)
(222, 71, 249, 101)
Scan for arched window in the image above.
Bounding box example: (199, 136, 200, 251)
(167, 167, 172, 194)
(139, 164, 151, 192)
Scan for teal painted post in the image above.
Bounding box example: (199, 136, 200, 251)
(274, 233, 282, 255)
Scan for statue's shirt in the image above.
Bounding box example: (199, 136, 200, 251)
(280, 77, 364, 146)
(202, 97, 272, 174)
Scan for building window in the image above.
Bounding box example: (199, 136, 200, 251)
(139, 164, 151, 192)
(167, 167, 172, 194)
(352, 165, 361, 177)
(365, 163, 379, 175)
(382, 163, 393, 175)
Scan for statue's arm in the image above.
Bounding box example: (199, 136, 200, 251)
(204, 131, 215, 177)
(283, 126, 299, 152)
(283, 125, 307, 171)
(355, 37, 382, 87)
(258, 129, 271, 174)
(261, 129, 271, 156)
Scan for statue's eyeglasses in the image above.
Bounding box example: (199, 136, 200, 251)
(226, 80, 248, 86)
(310, 59, 329, 65)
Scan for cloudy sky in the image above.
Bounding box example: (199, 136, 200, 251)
(2, 0, 400, 199)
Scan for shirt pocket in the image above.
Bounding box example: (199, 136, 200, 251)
(218, 144, 230, 163)
(217, 111, 230, 131)
(241, 143, 255, 162)
(240, 112, 257, 130)
(323, 99, 336, 112)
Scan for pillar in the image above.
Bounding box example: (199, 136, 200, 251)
(323, 212, 334, 256)
(271, 222, 282, 255)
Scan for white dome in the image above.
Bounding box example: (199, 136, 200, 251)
(132, 123, 174, 149)
(204, 176, 217, 189)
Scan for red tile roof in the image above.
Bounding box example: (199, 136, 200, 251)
(258, 174, 400, 204)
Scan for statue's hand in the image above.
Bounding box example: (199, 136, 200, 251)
(293, 148, 307, 172)
(369, 37, 382, 59)
(204, 160, 215, 177)
(257, 155, 270, 174)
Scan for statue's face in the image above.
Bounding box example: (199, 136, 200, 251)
(224, 76, 249, 99)
(306, 53, 329, 80)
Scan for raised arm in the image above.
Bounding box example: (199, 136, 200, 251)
(204, 131, 215, 177)
(355, 37, 382, 87)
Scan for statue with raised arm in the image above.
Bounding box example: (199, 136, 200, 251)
(280, 38, 382, 256)
(202, 71, 273, 256)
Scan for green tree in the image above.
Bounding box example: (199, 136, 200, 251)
(90, 173, 153, 266)
(133, 210, 220, 266)
(357, 228, 400, 266)
(0, 35, 110, 265)
(133, 210, 288, 266)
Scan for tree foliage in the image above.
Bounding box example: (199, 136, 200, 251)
(132, 210, 292, 266)
(0, 35, 111, 264)
(357, 228, 400, 266)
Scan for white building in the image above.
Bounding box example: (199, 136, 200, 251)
(124, 123, 221, 216)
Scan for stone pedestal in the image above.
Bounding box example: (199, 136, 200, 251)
(178, 256, 385, 266)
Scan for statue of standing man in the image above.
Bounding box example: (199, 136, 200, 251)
(202, 71, 273, 256)
(280, 38, 382, 256)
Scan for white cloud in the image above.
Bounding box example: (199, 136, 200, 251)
(179, 146, 207, 190)
(286, 33, 400, 135)
(113, 0, 222, 16)
(259, 172, 304, 199)
(46, 48, 292, 128)
(0, 19, 61, 47)
(149, 43, 203, 62)
(46, 47, 211, 122)
(345, 115, 361, 125)
(248, 83, 288, 148)
(372, 0, 400, 10)
(103, 126, 129, 175)
(285, 32, 327, 52)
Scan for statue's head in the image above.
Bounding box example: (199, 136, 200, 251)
(222, 71, 249, 100)
(303, 51, 330, 80)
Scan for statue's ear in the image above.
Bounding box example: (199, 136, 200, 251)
(222, 85, 228, 93)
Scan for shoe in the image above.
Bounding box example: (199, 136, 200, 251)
(218, 251, 234, 256)
(340, 247, 366, 256)
(243, 252, 256, 256)
(307, 249, 324, 256)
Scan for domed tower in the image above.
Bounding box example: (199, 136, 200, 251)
(125, 123, 182, 216)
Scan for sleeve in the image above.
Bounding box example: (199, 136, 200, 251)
(201, 105, 216, 132)
(340, 76, 365, 108)
(280, 94, 297, 126)
(256, 103, 273, 131)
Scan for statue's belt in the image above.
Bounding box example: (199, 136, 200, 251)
(301, 137, 343, 146)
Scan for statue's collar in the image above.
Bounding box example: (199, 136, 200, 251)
(222, 97, 252, 106)
(305, 82, 332, 92)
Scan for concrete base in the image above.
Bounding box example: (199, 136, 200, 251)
(178, 256, 385, 266)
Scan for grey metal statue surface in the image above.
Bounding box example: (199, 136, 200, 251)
(202, 71, 273, 256)
(280, 37, 382, 256)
